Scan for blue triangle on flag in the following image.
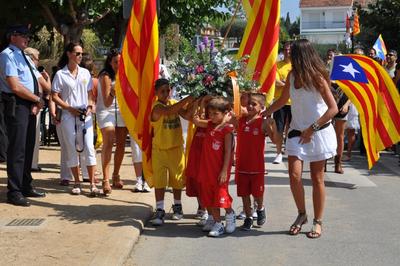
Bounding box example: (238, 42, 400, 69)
(330, 56, 368, 83)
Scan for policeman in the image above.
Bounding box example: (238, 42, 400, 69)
(0, 25, 49, 206)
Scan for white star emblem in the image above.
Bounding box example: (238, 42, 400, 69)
(340, 63, 360, 78)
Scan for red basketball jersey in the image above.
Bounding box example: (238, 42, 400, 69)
(236, 116, 265, 173)
(198, 121, 234, 208)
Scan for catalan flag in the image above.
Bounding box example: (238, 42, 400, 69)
(373, 34, 387, 61)
(352, 9, 360, 36)
(237, 0, 280, 104)
(331, 55, 400, 169)
(115, 0, 159, 184)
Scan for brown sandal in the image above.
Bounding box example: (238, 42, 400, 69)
(306, 219, 322, 239)
(102, 179, 112, 195)
(289, 212, 308, 235)
(112, 175, 124, 189)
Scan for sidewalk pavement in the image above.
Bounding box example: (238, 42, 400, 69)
(1, 143, 399, 265)
(0, 145, 155, 266)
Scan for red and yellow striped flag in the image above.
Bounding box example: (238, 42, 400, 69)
(115, 0, 159, 184)
(331, 55, 400, 169)
(353, 10, 360, 36)
(237, 0, 280, 104)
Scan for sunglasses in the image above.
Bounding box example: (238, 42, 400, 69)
(387, 54, 395, 57)
(74, 52, 83, 56)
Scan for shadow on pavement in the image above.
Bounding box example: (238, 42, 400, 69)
(27, 199, 152, 228)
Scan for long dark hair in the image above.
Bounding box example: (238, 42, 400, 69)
(291, 39, 330, 90)
(57, 42, 81, 69)
(98, 48, 120, 81)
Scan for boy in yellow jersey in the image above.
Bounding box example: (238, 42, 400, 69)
(150, 78, 194, 226)
(273, 42, 292, 164)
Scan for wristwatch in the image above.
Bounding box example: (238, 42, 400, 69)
(311, 121, 320, 132)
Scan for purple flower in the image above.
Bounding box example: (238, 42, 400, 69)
(203, 36, 209, 47)
(210, 39, 214, 51)
(198, 44, 204, 53)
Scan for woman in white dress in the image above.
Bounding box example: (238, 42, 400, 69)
(264, 39, 338, 238)
(96, 49, 127, 194)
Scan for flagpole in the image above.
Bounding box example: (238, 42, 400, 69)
(221, 0, 242, 49)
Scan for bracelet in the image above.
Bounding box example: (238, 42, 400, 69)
(311, 121, 320, 131)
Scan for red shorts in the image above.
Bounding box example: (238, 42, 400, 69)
(199, 181, 232, 209)
(236, 172, 265, 197)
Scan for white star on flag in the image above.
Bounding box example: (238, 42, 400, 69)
(340, 63, 360, 78)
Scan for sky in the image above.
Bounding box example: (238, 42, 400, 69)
(281, 0, 300, 21)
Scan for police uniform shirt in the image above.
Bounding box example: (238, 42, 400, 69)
(51, 65, 93, 119)
(0, 44, 41, 93)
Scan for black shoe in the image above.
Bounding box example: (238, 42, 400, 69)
(31, 167, 42, 172)
(171, 204, 183, 220)
(241, 217, 253, 231)
(22, 189, 46, 198)
(7, 196, 31, 207)
(256, 208, 267, 226)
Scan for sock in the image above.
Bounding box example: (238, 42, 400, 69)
(156, 200, 164, 210)
(257, 206, 265, 211)
(136, 176, 143, 184)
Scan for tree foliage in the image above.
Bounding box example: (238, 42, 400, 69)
(159, 0, 235, 39)
(220, 19, 246, 43)
(358, 0, 400, 52)
(35, 0, 121, 46)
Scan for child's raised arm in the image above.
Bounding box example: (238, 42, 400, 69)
(179, 97, 201, 121)
(193, 113, 209, 128)
(262, 116, 278, 144)
(218, 132, 233, 184)
(151, 96, 193, 122)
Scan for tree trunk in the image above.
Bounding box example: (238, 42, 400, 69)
(62, 23, 84, 46)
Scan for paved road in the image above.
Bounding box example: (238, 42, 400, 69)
(126, 143, 400, 266)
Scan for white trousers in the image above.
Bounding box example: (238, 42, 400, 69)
(60, 114, 96, 168)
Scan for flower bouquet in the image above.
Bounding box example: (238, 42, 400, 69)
(171, 37, 259, 98)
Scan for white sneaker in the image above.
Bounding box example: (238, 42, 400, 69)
(142, 182, 151, 192)
(151, 209, 165, 226)
(197, 212, 209, 226)
(133, 179, 143, 192)
(225, 211, 236, 234)
(71, 184, 81, 195)
(202, 215, 215, 231)
(273, 153, 283, 164)
(171, 204, 183, 220)
(208, 222, 224, 237)
(252, 210, 258, 219)
(236, 211, 246, 220)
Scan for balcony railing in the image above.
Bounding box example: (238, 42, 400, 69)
(302, 21, 345, 30)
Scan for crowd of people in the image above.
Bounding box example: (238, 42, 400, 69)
(1, 24, 399, 240)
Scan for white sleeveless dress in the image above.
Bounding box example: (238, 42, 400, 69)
(96, 80, 126, 128)
(285, 74, 337, 162)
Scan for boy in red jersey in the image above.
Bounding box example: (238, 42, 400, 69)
(235, 93, 276, 230)
(193, 97, 236, 237)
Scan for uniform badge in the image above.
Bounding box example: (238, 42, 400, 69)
(244, 126, 250, 132)
(212, 140, 221, 150)
(253, 128, 259, 135)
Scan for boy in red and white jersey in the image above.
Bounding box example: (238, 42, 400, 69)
(235, 92, 276, 230)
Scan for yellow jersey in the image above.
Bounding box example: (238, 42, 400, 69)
(275, 60, 292, 105)
(151, 99, 184, 150)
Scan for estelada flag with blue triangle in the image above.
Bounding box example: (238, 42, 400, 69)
(330, 55, 400, 169)
(372, 34, 387, 61)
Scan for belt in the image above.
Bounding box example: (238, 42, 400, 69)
(288, 122, 331, 139)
